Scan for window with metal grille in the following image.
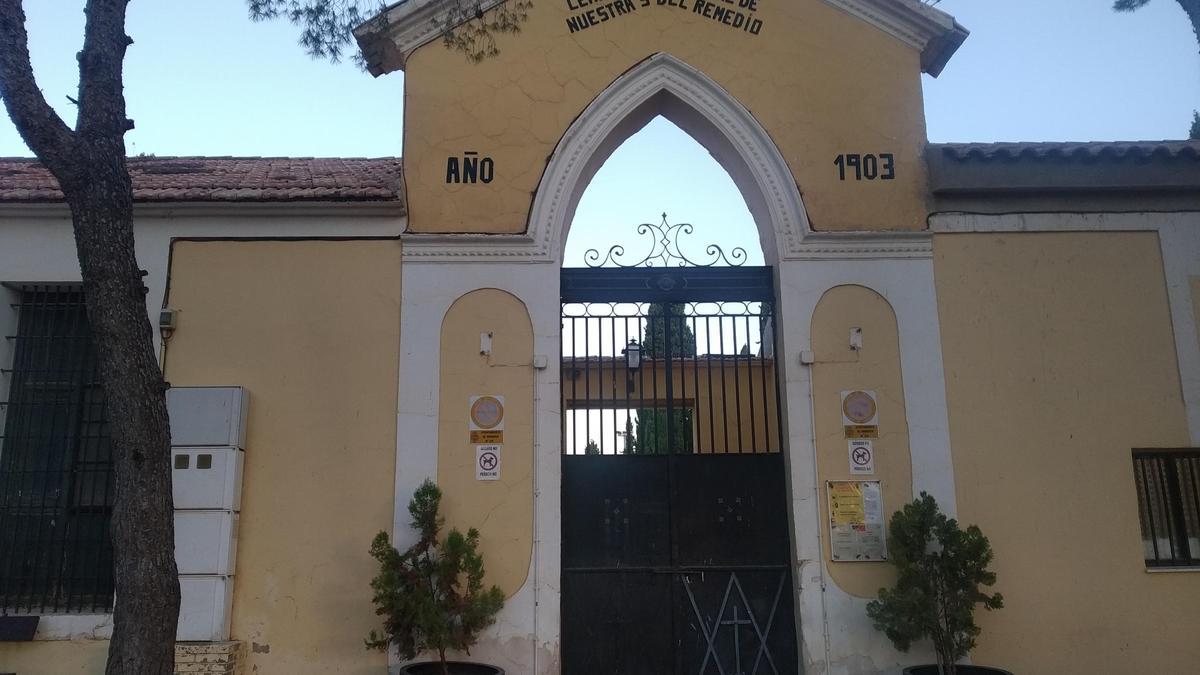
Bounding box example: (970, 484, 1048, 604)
(1132, 449, 1200, 568)
(0, 285, 115, 613)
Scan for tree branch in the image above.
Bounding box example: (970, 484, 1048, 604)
(77, 0, 133, 139)
(0, 0, 76, 168)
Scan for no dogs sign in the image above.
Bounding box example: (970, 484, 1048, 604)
(476, 445, 501, 481)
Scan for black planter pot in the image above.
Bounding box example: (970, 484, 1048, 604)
(398, 663, 504, 675)
(902, 662, 1008, 667)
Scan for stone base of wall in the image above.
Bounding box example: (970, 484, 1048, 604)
(175, 641, 242, 675)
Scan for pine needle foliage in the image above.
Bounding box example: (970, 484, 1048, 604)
(248, 0, 534, 66)
(867, 493, 1003, 675)
(435, 1, 534, 64)
(248, 0, 387, 63)
(366, 480, 505, 674)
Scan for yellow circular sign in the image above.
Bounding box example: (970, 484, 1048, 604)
(470, 396, 504, 429)
(842, 391, 876, 424)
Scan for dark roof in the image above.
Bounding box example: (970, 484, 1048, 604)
(931, 140, 1200, 163)
(0, 156, 404, 205)
(927, 140, 1200, 194)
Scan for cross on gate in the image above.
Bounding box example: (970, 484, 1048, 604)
(720, 604, 754, 675)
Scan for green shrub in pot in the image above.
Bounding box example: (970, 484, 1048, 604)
(867, 492, 1004, 675)
(366, 479, 506, 675)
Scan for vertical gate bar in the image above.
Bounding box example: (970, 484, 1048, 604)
(584, 315, 591, 454)
(759, 306, 771, 453)
(691, 313, 701, 453)
(571, 315, 578, 455)
(596, 314, 605, 455)
(1165, 456, 1192, 561)
(706, 315, 716, 455)
(639, 311, 647, 451)
(650, 313, 659, 453)
(624, 316, 632, 453)
(731, 314, 743, 454)
(610, 313, 617, 455)
(717, 313, 729, 454)
(665, 311, 675, 455)
(746, 313, 757, 455)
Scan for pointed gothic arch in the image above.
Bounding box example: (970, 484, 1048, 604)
(529, 52, 811, 266)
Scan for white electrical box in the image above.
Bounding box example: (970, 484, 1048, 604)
(174, 511, 239, 576)
(177, 575, 233, 642)
(173, 447, 243, 511)
(168, 387, 248, 449)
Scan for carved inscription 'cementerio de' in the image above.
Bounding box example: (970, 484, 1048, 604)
(565, 0, 763, 36)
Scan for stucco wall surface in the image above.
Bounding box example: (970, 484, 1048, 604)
(810, 284, 912, 598)
(163, 240, 402, 674)
(402, 0, 930, 234)
(0, 639, 108, 674)
(934, 232, 1200, 673)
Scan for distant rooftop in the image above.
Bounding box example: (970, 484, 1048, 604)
(0, 156, 404, 206)
(927, 140, 1200, 195)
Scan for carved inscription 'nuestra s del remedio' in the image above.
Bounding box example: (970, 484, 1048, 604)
(566, 0, 764, 35)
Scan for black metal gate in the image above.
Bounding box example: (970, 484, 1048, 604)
(560, 244, 798, 674)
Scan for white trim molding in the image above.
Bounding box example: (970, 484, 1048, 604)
(819, 0, 967, 76)
(355, 0, 507, 75)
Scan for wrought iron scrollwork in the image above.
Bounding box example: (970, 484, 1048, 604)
(584, 213, 747, 268)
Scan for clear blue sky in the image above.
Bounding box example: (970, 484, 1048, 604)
(2, 1, 1197, 264)
(1, 0, 1196, 157)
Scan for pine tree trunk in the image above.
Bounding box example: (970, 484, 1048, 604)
(63, 152, 180, 675)
(0, 2, 181, 673)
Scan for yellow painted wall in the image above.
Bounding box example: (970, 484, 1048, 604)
(934, 232, 1199, 673)
(0, 640, 107, 674)
(437, 290, 534, 596)
(810, 285, 912, 597)
(164, 240, 401, 674)
(402, 0, 930, 234)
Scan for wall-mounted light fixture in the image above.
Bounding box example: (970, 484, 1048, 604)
(624, 339, 641, 371)
(623, 339, 641, 394)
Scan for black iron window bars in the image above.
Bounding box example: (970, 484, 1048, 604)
(1133, 449, 1200, 568)
(0, 285, 115, 614)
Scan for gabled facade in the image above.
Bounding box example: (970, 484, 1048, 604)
(1, 2, 1198, 674)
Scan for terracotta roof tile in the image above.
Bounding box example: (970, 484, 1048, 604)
(0, 156, 404, 205)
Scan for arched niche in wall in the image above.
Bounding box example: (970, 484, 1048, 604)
(437, 288, 535, 597)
